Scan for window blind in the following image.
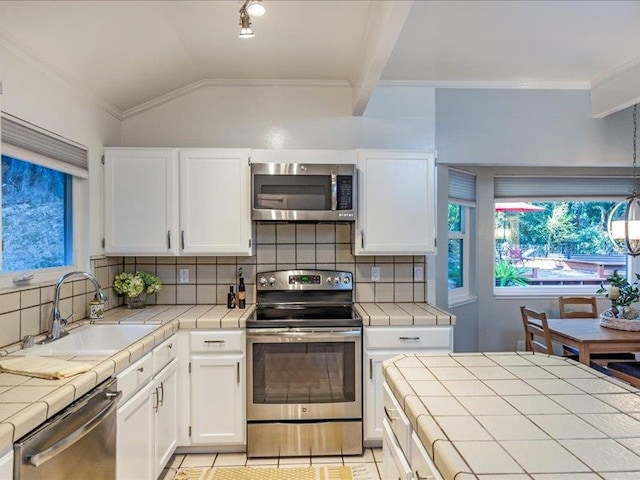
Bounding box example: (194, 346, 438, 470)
(449, 168, 476, 206)
(1, 116, 88, 175)
(494, 176, 634, 199)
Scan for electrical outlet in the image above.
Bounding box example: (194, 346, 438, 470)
(371, 266, 381, 282)
(414, 266, 424, 281)
(179, 268, 189, 284)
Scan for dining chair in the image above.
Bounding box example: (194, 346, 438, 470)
(520, 306, 553, 354)
(558, 296, 636, 361)
(608, 361, 640, 388)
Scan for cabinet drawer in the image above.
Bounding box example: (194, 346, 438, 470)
(190, 330, 244, 353)
(383, 382, 411, 459)
(117, 353, 153, 404)
(411, 431, 443, 480)
(153, 334, 178, 375)
(365, 326, 452, 350)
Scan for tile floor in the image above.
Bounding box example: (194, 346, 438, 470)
(159, 448, 383, 480)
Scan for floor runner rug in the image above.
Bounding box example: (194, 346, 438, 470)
(174, 464, 372, 480)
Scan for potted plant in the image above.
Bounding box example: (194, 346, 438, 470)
(113, 271, 162, 309)
(596, 270, 640, 319)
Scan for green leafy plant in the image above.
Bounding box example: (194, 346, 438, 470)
(596, 270, 640, 306)
(113, 271, 162, 298)
(495, 259, 528, 287)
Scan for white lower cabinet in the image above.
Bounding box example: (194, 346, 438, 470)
(0, 450, 12, 480)
(189, 330, 245, 446)
(411, 432, 443, 480)
(382, 419, 412, 480)
(117, 381, 155, 480)
(153, 359, 178, 478)
(364, 326, 453, 444)
(117, 335, 178, 480)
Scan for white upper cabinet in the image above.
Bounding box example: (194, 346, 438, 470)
(104, 147, 251, 256)
(354, 150, 436, 255)
(179, 149, 252, 255)
(104, 148, 177, 255)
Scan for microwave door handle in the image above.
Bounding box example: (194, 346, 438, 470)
(331, 173, 337, 211)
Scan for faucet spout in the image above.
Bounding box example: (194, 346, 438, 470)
(49, 271, 108, 340)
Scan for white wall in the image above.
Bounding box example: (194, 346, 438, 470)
(0, 39, 121, 259)
(436, 88, 634, 352)
(121, 84, 436, 150)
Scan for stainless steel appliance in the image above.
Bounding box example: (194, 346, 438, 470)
(246, 269, 362, 457)
(14, 378, 120, 480)
(251, 163, 356, 221)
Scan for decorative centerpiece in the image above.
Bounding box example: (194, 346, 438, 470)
(113, 271, 162, 309)
(596, 270, 640, 330)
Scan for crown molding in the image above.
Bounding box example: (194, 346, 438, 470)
(0, 32, 123, 120)
(378, 79, 591, 90)
(122, 78, 351, 119)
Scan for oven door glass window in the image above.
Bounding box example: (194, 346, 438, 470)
(252, 342, 356, 404)
(253, 175, 331, 211)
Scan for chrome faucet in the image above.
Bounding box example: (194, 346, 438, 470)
(48, 271, 108, 341)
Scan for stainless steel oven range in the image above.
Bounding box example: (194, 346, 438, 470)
(246, 269, 362, 458)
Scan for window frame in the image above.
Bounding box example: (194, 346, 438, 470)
(0, 151, 87, 288)
(493, 195, 631, 297)
(448, 202, 472, 304)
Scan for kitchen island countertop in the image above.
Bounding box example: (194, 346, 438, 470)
(383, 351, 640, 479)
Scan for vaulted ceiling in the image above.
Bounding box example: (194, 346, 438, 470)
(0, 1, 639, 117)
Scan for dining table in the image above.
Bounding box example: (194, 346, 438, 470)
(542, 317, 640, 365)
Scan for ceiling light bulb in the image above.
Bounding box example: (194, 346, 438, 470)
(246, 0, 266, 17)
(239, 12, 255, 38)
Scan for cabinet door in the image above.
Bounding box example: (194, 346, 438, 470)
(0, 450, 12, 480)
(382, 419, 412, 480)
(190, 354, 245, 444)
(364, 350, 399, 443)
(117, 382, 154, 480)
(179, 149, 252, 255)
(411, 431, 443, 480)
(355, 150, 435, 255)
(154, 359, 178, 478)
(104, 148, 177, 255)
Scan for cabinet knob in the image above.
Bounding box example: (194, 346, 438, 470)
(167, 343, 173, 349)
(137, 367, 144, 373)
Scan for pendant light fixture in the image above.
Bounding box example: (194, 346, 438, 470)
(239, 0, 266, 38)
(607, 104, 640, 256)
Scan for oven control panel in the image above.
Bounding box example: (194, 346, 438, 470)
(257, 270, 353, 291)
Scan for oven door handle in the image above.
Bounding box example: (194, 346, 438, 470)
(248, 328, 360, 339)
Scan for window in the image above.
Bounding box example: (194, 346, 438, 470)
(448, 203, 468, 291)
(448, 169, 476, 303)
(1, 155, 73, 271)
(0, 114, 88, 282)
(494, 175, 631, 293)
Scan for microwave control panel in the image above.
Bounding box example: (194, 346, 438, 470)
(337, 176, 353, 210)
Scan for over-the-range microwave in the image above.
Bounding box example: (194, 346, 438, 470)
(251, 163, 356, 221)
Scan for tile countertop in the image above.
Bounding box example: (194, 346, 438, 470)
(0, 301, 452, 456)
(383, 352, 640, 480)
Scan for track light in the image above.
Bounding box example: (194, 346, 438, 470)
(246, 0, 266, 17)
(239, 0, 265, 38)
(239, 11, 254, 38)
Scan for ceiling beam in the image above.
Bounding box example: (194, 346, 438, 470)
(350, 0, 414, 116)
(592, 55, 640, 118)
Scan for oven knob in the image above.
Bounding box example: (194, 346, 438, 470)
(326, 276, 332, 284)
(259, 277, 267, 287)
(268, 276, 276, 286)
(334, 276, 340, 284)
(343, 277, 350, 284)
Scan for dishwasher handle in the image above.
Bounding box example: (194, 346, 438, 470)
(28, 389, 122, 467)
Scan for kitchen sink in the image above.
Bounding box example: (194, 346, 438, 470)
(22, 324, 158, 356)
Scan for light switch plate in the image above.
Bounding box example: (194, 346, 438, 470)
(371, 266, 381, 282)
(414, 266, 424, 281)
(179, 268, 189, 284)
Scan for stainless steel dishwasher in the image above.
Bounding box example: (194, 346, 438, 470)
(14, 378, 121, 480)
